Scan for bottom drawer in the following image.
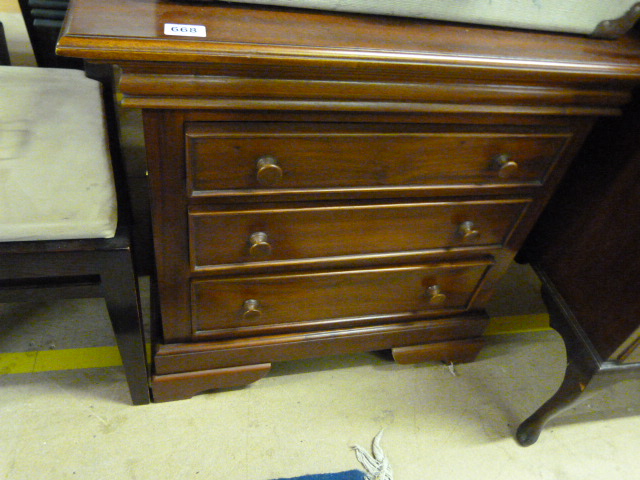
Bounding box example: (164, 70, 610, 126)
(191, 258, 493, 338)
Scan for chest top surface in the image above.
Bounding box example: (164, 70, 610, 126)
(58, 0, 640, 83)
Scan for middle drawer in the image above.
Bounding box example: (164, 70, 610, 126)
(189, 198, 530, 271)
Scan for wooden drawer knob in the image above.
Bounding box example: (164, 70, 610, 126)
(249, 232, 272, 257)
(494, 153, 519, 179)
(458, 221, 480, 241)
(242, 299, 262, 321)
(426, 285, 447, 306)
(256, 155, 283, 186)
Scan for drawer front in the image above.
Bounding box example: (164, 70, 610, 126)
(191, 260, 493, 337)
(189, 199, 529, 270)
(186, 123, 572, 195)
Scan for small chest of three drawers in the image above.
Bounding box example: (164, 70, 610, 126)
(145, 119, 576, 386)
(141, 97, 590, 403)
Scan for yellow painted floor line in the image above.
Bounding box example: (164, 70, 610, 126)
(0, 314, 550, 374)
(0, 351, 39, 375)
(0, 344, 152, 375)
(33, 346, 126, 372)
(485, 313, 550, 336)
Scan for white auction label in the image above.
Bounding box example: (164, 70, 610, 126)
(164, 23, 207, 37)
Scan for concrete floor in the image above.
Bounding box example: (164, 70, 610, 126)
(2, 324, 640, 480)
(2, 4, 640, 479)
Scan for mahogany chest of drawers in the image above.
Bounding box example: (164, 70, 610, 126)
(58, 0, 640, 402)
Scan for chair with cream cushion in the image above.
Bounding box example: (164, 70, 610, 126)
(0, 64, 150, 405)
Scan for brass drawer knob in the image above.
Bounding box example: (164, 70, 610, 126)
(494, 153, 519, 179)
(256, 155, 283, 186)
(426, 285, 447, 306)
(249, 232, 272, 257)
(242, 299, 262, 322)
(458, 221, 480, 241)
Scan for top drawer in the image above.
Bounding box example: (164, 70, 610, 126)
(186, 122, 572, 197)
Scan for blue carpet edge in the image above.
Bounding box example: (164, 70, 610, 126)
(272, 469, 366, 480)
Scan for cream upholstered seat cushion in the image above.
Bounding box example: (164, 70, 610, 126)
(212, 0, 639, 36)
(0, 66, 117, 241)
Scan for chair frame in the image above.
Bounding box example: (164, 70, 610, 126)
(0, 227, 150, 405)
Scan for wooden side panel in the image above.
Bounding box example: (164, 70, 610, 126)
(142, 110, 193, 342)
(522, 97, 640, 362)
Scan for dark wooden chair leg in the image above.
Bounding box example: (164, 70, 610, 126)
(100, 248, 150, 405)
(516, 280, 600, 445)
(516, 361, 593, 446)
(0, 22, 11, 65)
